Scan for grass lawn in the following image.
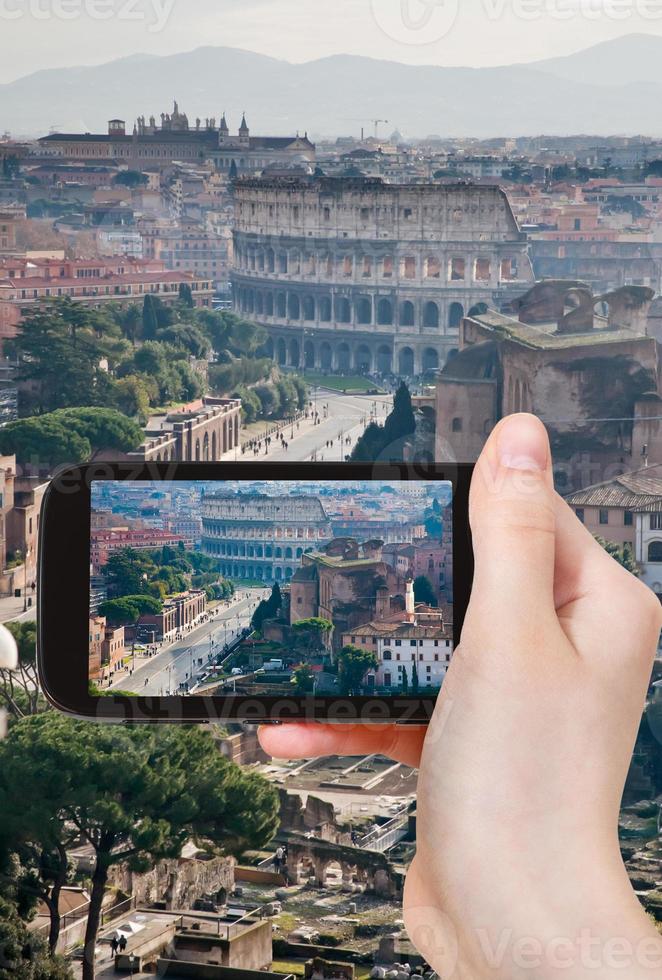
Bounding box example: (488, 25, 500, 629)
(303, 373, 384, 394)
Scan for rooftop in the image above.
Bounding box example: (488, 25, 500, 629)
(564, 463, 662, 508)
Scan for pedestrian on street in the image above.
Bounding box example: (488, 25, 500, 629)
(119, 935, 127, 952)
(111, 937, 119, 956)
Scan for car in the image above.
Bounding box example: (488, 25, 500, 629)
(230, 667, 243, 675)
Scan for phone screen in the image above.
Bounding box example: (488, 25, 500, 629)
(89, 479, 453, 698)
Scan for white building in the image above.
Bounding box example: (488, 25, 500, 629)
(342, 580, 453, 691)
(634, 500, 662, 600)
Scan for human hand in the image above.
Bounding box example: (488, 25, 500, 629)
(260, 414, 662, 978)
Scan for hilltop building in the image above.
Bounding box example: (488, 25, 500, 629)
(38, 104, 315, 176)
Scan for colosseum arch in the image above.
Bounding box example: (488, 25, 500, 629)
(265, 336, 274, 359)
(304, 340, 315, 369)
(356, 297, 372, 325)
(277, 251, 288, 274)
(276, 293, 286, 318)
(320, 341, 332, 370)
(355, 344, 371, 373)
(400, 301, 415, 327)
(337, 342, 351, 372)
(246, 289, 255, 314)
(399, 347, 415, 376)
(449, 302, 464, 329)
(303, 295, 315, 321)
(319, 296, 332, 322)
(265, 248, 274, 272)
(423, 301, 439, 329)
(422, 347, 439, 372)
(255, 292, 264, 314)
(336, 297, 351, 323)
(288, 293, 300, 320)
(377, 298, 393, 325)
(276, 337, 287, 365)
(265, 293, 274, 316)
(289, 338, 300, 367)
(257, 249, 265, 272)
(376, 344, 392, 374)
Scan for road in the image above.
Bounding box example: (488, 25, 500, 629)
(110, 588, 268, 696)
(253, 389, 393, 463)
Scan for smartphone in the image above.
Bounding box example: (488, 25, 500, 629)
(37, 461, 473, 723)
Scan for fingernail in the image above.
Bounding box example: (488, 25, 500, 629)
(497, 415, 548, 472)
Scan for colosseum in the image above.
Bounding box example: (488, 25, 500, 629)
(201, 494, 333, 582)
(232, 176, 534, 376)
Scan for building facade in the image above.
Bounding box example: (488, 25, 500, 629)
(90, 527, 184, 571)
(231, 175, 534, 376)
(37, 107, 315, 176)
(201, 494, 334, 582)
(130, 397, 242, 463)
(139, 589, 207, 640)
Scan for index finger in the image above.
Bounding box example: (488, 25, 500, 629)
(258, 722, 426, 768)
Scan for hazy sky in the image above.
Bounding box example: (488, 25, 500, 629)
(2, 0, 662, 83)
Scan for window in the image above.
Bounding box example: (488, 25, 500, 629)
(575, 508, 585, 523)
(383, 651, 392, 661)
(452, 417, 463, 433)
(624, 510, 633, 526)
(410, 640, 416, 647)
(599, 509, 609, 525)
(395, 639, 402, 646)
(651, 514, 662, 531)
(648, 541, 662, 563)
(450, 257, 465, 280)
(404, 256, 416, 279)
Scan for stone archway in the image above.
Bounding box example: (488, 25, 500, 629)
(449, 302, 464, 329)
(376, 344, 392, 374)
(398, 347, 415, 376)
(276, 337, 287, 365)
(336, 342, 351, 372)
(422, 347, 439, 372)
(304, 340, 315, 369)
(289, 338, 300, 367)
(355, 344, 371, 373)
(320, 341, 332, 371)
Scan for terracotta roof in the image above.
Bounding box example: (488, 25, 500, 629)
(564, 463, 662, 508)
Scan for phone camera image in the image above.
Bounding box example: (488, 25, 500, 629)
(88, 478, 454, 701)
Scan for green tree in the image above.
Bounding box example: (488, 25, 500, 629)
(0, 621, 41, 719)
(0, 715, 280, 980)
(291, 664, 316, 694)
(113, 374, 154, 422)
(595, 536, 640, 575)
(98, 595, 162, 626)
(337, 644, 378, 695)
(411, 660, 419, 694)
(383, 382, 416, 446)
(0, 897, 72, 978)
(400, 667, 409, 694)
(116, 303, 143, 345)
(413, 575, 437, 607)
(8, 300, 118, 416)
(157, 323, 209, 358)
(178, 282, 194, 307)
(113, 170, 148, 188)
(0, 417, 90, 470)
(142, 294, 159, 340)
(292, 618, 333, 661)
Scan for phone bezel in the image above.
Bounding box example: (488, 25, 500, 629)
(38, 460, 473, 723)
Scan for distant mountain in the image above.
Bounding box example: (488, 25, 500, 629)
(4, 35, 662, 139)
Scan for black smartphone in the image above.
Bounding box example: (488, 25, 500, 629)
(37, 461, 473, 723)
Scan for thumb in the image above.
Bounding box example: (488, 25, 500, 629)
(467, 413, 557, 638)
